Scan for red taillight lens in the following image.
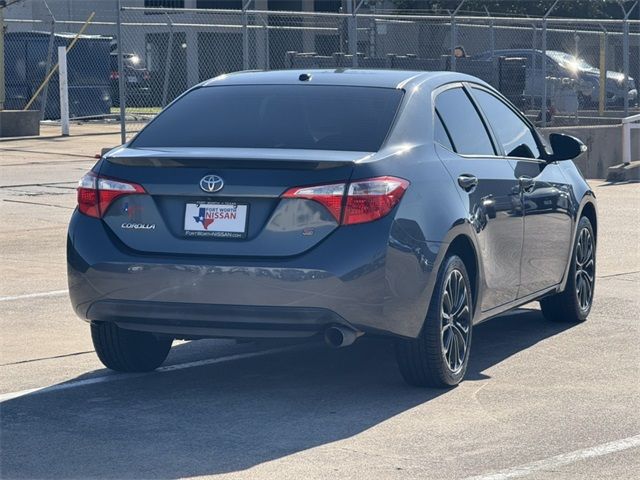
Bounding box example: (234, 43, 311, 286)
(281, 176, 409, 225)
(282, 183, 346, 222)
(110, 71, 119, 80)
(78, 172, 99, 217)
(343, 176, 409, 225)
(77, 172, 145, 218)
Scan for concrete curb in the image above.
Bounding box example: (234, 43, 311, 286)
(0, 110, 41, 137)
(606, 161, 640, 182)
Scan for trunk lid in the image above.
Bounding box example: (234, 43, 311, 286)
(98, 147, 365, 257)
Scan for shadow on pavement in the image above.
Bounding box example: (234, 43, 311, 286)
(0, 308, 573, 479)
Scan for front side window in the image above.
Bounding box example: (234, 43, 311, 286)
(471, 88, 541, 159)
(434, 87, 495, 156)
(131, 85, 404, 152)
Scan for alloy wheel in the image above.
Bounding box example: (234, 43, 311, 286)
(441, 269, 471, 373)
(575, 227, 595, 311)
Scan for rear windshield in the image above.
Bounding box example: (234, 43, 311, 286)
(131, 85, 404, 152)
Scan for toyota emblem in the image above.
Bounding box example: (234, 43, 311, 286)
(199, 175, 224, 193)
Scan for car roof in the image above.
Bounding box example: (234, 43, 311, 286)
(200, 69, 487, 90)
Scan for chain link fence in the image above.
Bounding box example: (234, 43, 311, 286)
(2, 0, 639, 140)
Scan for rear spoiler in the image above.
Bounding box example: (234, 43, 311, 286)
(104, 155, 355, 170)
(103, 147, 369, 170)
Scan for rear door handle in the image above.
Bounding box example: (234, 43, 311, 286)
(519, 175, 535, 193)
(458, 174, 478, 192)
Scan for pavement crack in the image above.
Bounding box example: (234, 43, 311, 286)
(0, 351, 94, 367)
(2, 199, 74, 210)
(597, 270, 640, 279)
(0, 148, 94, 159)
(0, 181, 75, 189)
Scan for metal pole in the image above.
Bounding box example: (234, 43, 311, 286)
(351, 0, 365, 67)
(161, 13, 173, 108)
(0, 1, 6, 111)
(484, 6, 494, 59)
(450, 0, 466, 72)
(346, 0, 355, 66)
(574, 29, 580, 124)
(116, 0, 126, 144)
(622, 120, 631, 164)
(58, 46, 69, 136)
(38, 1, 56, 120)
(541, 0, 559, 128)
(261, 13, 269, 70)
(620, 1, 637, 117)
(369, 4, 376, 58)
(541, 20, 547, 126)
(531, 23, 537, 110)
(599, 30, 606, 116)
(623, 19, 629, 116)
(40, 19, 56, 120)
(242, 0, 251, 70)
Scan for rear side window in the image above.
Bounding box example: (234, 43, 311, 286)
(471, 88, 541, 159)
(435, 87, 495, 156)
(434, 112, 454, 150)
(131, 85, 404, 152)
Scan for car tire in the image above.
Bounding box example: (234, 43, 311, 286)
(540, 216, 595, 323)
(395, 254, 473, 388)
(91, 322, 172, 372)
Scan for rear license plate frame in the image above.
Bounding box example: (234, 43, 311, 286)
(183, 201, 249, 239)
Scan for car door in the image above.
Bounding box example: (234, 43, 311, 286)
(434, 84, 523, 312)
(468, 85, 573, 297)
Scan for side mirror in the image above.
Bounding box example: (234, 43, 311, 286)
(548, 133, 587, 161)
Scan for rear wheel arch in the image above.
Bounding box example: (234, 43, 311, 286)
(443, 234, 479, 315)
(580, 201, 597, 240)
(558, 198, 597, 293)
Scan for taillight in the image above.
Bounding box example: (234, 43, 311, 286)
(110, 71, 119, 80)
(343, 177, 409, 225)
(282, 183, 345, 222)
(77, 172, 145, 218)
(282, 176, 409, 225)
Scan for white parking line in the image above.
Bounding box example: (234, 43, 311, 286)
(465, 434, 640, 480)
(0, 344, 303, 403)
(0, 289, 68, 302)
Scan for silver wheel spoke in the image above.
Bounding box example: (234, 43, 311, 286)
(440, 268, 471, 373)
(574, 227, 595, 311)
(452, 324, 467, 354)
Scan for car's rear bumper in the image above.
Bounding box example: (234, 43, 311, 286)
(68, 211, 443, 339)
(87, 300, 352, 339)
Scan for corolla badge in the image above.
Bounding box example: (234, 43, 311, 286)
(121, 222, 155, 230)
(200, 175, 224, 193)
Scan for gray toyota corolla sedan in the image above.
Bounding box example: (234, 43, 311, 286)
(68, 69, 597, 387)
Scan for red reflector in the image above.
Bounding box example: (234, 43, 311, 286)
(76, 171, 145, 218)
(281, 176, 409, 225)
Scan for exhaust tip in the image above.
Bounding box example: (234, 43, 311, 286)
(324, 326, 361, 348)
